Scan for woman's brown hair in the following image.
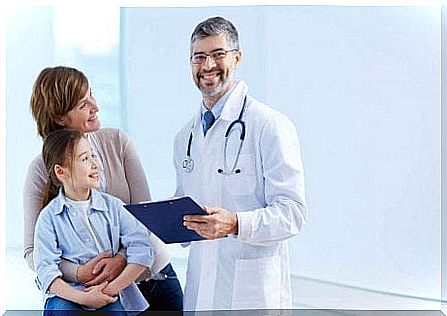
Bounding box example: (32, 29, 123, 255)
(30, 66, 89, 139)
(41, 128, 84, 208)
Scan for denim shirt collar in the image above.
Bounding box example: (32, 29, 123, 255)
(51, 188, 109, 215)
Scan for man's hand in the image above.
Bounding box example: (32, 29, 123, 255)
(77, 252, 127, 286)
(183, 206, 238, 239)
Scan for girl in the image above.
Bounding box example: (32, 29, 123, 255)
(34, 128, 153, 314)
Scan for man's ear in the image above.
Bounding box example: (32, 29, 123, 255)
(54, 164, 68, 181)
(234, 50, 243, 68)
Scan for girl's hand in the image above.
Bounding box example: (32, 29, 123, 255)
(81, 281, 117, 309)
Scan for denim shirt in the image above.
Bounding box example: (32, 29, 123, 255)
(34, 189, 154, 312)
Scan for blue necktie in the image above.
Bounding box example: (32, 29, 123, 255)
(203, 110, 215, 135)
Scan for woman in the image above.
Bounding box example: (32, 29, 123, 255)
(24, 66, 183, 311)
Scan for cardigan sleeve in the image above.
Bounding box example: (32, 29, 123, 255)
(118, 129, 152, 203)
(93, 128, 151, 204)
(23, 156, 46, 271)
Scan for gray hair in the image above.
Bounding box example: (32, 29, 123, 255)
(190, 16, 240, 53)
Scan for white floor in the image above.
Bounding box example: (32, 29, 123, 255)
(291, 276, 441, 310)
(5, 246, 444, 312)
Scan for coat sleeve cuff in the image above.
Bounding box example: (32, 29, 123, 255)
(39, 271, 63, 294)
(127, 246, 154, 269)
(235, 211, 252, 240)
(58, 259, 79, 283)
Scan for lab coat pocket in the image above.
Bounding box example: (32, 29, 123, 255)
(231, 255, 281, 309)
(181, 166, 201, 198)
(226, 154, 256, 196)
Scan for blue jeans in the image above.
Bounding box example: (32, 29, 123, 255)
(44, 296, 126, 315)
(137, 263, 183, 311)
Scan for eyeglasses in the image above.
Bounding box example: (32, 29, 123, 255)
(190, 49, 239, 64)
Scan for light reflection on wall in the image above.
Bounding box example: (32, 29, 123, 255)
(53, 4, 119, 56)
(52, 4, 123, 129)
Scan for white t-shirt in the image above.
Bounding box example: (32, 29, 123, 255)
(65, 196, 106, 253)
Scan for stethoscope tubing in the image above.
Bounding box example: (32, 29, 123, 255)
(183, 95, 248, 174)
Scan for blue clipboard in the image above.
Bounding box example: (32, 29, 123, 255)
(124, 196, 207, 244)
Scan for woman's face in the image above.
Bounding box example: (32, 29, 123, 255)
(58, 88, 101, 133)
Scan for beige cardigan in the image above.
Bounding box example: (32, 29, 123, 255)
(23, 128, 169, 282)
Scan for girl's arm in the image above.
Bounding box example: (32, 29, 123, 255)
(102, 263, 146, 297)
(49, 277, 117, 309)
(100, 200, 155, 297)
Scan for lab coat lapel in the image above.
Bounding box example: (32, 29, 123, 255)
(220, 80, 249, 123)
(216, 81, 249, 168)
(193, 108, 204, 142)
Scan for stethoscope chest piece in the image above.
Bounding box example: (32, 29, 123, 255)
(182, 157, 194, 173)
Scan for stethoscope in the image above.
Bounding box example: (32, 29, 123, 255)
(182, 96, 247, 175)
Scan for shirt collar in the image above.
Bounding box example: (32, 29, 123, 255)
(51, 188, 109, 215)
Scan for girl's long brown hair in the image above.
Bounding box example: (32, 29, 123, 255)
(41, 129, 84, 208)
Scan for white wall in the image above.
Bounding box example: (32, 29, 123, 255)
(121, 5, 441, 308)
(6, 6, 55, 248)
(441, 3, 447, 312)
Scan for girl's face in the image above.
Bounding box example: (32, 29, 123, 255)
(59, 137, 100, 201)
(57, 88, 101, 133)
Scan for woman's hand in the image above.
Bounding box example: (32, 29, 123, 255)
(77, 252, 127, 286)
(81, 282, 117, 309)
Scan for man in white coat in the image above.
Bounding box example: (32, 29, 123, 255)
(174, 16, 307, 311)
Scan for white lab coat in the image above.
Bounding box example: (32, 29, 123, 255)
(173, 81, 307, 311)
